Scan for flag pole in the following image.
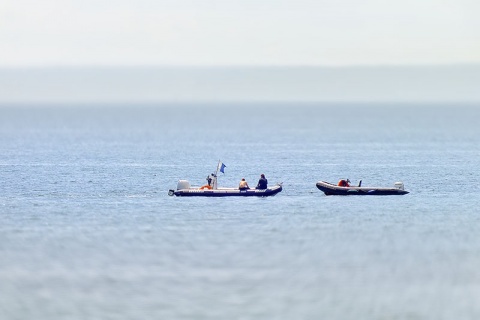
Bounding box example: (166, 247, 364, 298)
(212, 160, 221, 190)
(215, 160, 220, 176)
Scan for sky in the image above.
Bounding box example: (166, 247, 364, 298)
(0, 0, 479, 103)
(1, 0, 479, 67)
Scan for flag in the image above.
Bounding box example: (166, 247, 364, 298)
(219, 163, 226, 174)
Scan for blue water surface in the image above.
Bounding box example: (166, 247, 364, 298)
(1, 103, 480, 320)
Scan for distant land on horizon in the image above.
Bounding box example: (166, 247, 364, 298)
(1, 65, 479, 105)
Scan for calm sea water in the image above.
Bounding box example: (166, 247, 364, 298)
(1, 103, 480, 320)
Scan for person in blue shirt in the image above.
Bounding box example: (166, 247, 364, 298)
(256, 174, 268, 190)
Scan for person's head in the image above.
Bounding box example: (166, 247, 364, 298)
(261, 174, 265, 178)
(241, 178, 245, 181)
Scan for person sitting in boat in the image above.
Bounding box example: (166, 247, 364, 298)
(338, 179, 350, 187)
(256, 174, 268, 190)
(239, 178, 250, 190)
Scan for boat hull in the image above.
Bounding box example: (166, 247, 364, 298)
(171, 184, 283, 197)
(316, 181, 409, 196)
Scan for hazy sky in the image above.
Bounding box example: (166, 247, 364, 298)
(1, 0, 479, 67)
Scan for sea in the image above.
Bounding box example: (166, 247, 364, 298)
(1, 103, 479, 320)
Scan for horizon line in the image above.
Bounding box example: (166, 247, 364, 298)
(1, 100, 479, 107)
(1, 63, 480, 70)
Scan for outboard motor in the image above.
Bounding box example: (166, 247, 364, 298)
(177, 180, 191, 190)
(394, 182, 405, 191)
(169, 179, 191, 196)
